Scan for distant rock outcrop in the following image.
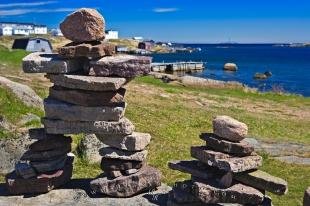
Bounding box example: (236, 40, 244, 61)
(0, 76, 43, 108)
(224, 63, 238, 71)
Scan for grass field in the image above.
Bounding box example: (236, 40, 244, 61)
(0, 47, 309, 205)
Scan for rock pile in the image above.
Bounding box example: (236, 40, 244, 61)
(7, 8, 161, 197)
(168, 115, 288, 205)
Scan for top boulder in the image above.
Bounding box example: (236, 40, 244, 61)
(60, 8, 105, 42)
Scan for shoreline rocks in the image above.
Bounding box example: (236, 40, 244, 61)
(223, 63, 238, 71)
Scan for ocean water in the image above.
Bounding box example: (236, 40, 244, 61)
(151, 44, 310, 96)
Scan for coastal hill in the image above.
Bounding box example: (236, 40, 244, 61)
(0, 44, 309, 205)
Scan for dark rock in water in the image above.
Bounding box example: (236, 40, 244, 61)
(304, 187, 310, 206)
(168, 160, 232, 188)
(264, 71, 272, 77)
(6, 158, 73, 195)
(200, 133, 254, 156)
(90, 166, 161, 197)
(233, 170, 288, 195)
(254, 73, 268, 80)
(15, 161, 37, 179)
(101, 158, 145, 171)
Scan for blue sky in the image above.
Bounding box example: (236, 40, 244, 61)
(0, 0, 310, 43)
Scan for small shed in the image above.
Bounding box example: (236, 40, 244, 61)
(138, 42, 153, 51)
(12, 37, 52, 52)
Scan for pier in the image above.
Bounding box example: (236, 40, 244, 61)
(151, 62, 205, 73)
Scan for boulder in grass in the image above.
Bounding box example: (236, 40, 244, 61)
(60, 8, 105, 42)
(213, 116, 248, 142)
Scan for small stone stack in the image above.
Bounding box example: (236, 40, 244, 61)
(6, 8, 161, 197)
(168, 115, 288, 205)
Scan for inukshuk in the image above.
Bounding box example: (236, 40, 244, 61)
(168, 116, 288, 205)
(5, 8, 161, 196)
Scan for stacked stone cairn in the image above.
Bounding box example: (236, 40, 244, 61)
(168, 116, 288, 205)
(6, 8, 161, 196)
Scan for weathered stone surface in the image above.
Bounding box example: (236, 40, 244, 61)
(96, 132, 151, 151)
(101, 158, 145, 171)
(200, 133, 254, 156)
(42, 118, 135, 135)
(124, 169, 139, 175)
(31, 155, 68, 173)
(90, 166, 161, 197)
(89, 54, 152, 78)
(213, 116, 248, 142)
(191, 146, 262, 173)
(0, 184, 171, 206)
(79, 134, 105, 164)
(29, 132, 72, 152)
(59, 41, 115, 58)
(29, 128, 65, 141)
(44, 98, 126, 121)
(49, 86, 126, 107)
(99, 147, 147, 162)
(304, 187, 310, 206)
(47, 74, 127, 91)
(168, 160, 233, 188)
(60, 8, 105, 42)
(107, 170, 122, 178)
(15, 161, 37, 179)
(21, 144, 71, 161)
(172, 180, 202, 204)
(193, 181, 264, 204)
(234, 170, 288, 195)
(22, 52, 84, 74)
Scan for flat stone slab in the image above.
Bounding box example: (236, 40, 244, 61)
(213, 116, 248, 142)
(22, 52, 84, 74)
(21, 144, 71, 161)
(90, 166, 161, 197)
(15, 161, 37, 179)
(191, 146, 262, 173)
(0, 183, 171, 206)
(47, 74, 127, 91)
(29, 134, 72, 152)
(29, 128, 66, 141)
(99, 147, 147, 162)
(42, 118, 135, 135)
(49, 86, 126, 107)
(89, 54, 152, 78)
(200, 133, 254, 156)
(168, 160, 233, 188)
(96, 132, 151, 151)
(101, 158, 145, 171)
(304, 187, 310, 206)
(234, 170, 288, 195)
(170, 180, 203, 204)
(31, 155, 68, 173)
(6, 160, 73, 195)
(58, 41, 115, 59)
(44, 98, 126, 121)
(193, 181, 264, 205)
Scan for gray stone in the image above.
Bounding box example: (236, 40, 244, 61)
(89, 54, 152, 78)
(213, 116, 248, 142)
(60, 8, 105, 42)
(191, 146, 262, 173)
(101, 158, 145, 171)
(31, 155, 68, 173)
(168, 160, 233, 188)
(49, 86, 126, 107)
(304, 187, 310, 206)
(21, 145, 71, 161)
(29, 128, 66, 141)
(42, 118, 135, 135)
(96, 132, 151, 151)
(171, 180, 202, 204)
(107, 170, 122, 178)
(59, 41, 115, 59)
(6, 158, 73, 195)
(124, 169, 139, 175)
(200, 133, 254, 156)
(274, 156, 310, 165)
(0, 184, 171, 206)
(90, 166, 161, 197)
(0, 76, 43, 108)
(99, 147, 147, 162)
(22, 52, 84, 74)
(29, 135, 72, 152)
(234, 170, 288, 195)
(44, 98, 126, 121)
(47, 74, 127, 91)
(193, 181, 264, 204)
(79, 134, 105, 164)
(15, 161, 37, 179)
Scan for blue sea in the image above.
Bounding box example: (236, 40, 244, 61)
(151, 44, 310, 97)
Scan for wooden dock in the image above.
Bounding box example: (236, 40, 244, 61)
(151, 62, 205, 72)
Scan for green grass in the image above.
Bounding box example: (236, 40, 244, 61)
(0, 46, 29, 69)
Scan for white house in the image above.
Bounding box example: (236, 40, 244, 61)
(0, 22, 48, 36)
(0, 26, 13, 36)
(105, 30, 119, 40)
(34, 25, 48, 35)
